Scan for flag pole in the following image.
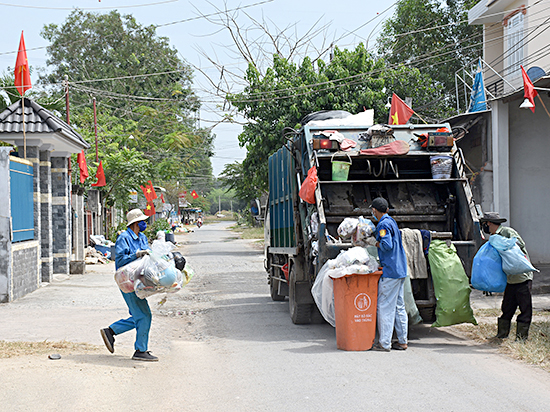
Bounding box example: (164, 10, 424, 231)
(412, 109, 428, 124)
(537, 95, 550, 120)
(21, 69, 26, 159)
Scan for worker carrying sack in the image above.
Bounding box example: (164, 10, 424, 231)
(428, 240, 477, 327)
(471, 242, 507, 293)
(488, 235, 538, 276)
(299, 166, 318, 204)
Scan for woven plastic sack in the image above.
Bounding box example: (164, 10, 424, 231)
(489, 234, 537, 276)
(404, 275, 423, 325)
(471, 242, 507, 293)
(299, 166, 317, 204)
(428, 240, 477, 327)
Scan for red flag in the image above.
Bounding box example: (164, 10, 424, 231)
(14, 31, 31, 96)
(191, 190, 199, 199)
(140, 181, 157, 202)
(160, 193, 165, 203)
(144, 200, 156, 216)
(521, 65, 538, 113)
(77, 150, 88, 183)
(147, 180, 157, 200)
(388, 93, 414, 125)
(91, 160, 106, 187)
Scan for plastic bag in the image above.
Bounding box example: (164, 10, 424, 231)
(403, 275, 423, 325)
(312, 248, 378, 326)
(471, 242, 507, 293)
(299, 166, 318, 204)
(337, 218, 358, 239)
(428, 240, 477, 327)
(311, 262, 336, 326)
(114, 258, 144, 293)
(351, 216, 376, 247)
(489, 235, 537, 276)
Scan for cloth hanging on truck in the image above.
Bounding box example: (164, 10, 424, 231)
(400, 228, 428, 279)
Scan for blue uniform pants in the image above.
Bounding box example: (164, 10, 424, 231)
(377, 277, 408, 350)
(109, 291, 151, 352)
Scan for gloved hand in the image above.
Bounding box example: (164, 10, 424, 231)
(366, 237, 377, 247)
(136, 250, 149, 258)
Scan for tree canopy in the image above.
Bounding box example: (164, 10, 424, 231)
(377, 0, 482, 112)
(39, 10, 214, 208)
(226, 43, 443, 198)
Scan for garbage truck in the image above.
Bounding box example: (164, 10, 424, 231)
(264, 111, 483, 324)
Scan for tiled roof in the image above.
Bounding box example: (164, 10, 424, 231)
(0, 98, 89, 149)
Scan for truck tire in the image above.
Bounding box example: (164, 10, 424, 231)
(270, 268, 286, 302)
(289, 265, 313, 324)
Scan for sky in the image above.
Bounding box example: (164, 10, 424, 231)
(0, 0, 396, 176)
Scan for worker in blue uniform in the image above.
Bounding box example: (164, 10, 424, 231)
(100, 209, 158, 361)
(371, 197, 408, 351)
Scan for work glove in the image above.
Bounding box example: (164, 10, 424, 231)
(136, 250, 150, 258)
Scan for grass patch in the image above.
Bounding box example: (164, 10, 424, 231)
(229, 225, 264, 240)
(0, 340, 100, 358)
(455, 310, 550, 371)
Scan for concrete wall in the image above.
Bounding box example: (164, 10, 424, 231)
(508, 93, 550, 264)
(10, 241, 40, 300)
(51, 157, 70, 275)
(40, 149, 53, 282)
(0, 147, 12, 302)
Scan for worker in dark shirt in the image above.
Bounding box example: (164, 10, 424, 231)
(371, 197, 408, 351)
(481, 212, 533, 341)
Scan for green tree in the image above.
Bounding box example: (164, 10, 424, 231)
(377, 0, 482, 113)
(39, 10, 215, 203)
(227, 44, 442, 196)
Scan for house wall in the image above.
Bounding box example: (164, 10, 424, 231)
(508, 93, 550, 264)
(10, 240, 40, 300)
(525, 0, 550, 74)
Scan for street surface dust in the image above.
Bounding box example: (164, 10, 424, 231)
(1, 221, 549, 411)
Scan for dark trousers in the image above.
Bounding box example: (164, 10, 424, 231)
(500, 280, 532, 324)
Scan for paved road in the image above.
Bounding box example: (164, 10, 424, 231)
(1, 221, 549, 411)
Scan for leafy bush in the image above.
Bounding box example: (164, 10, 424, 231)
(108, 222, 127, 243)
(144, 218, 171, 242)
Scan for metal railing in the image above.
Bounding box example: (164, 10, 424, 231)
(455, 58, 518, 113)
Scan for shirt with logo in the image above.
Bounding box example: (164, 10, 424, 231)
(375, 214, 407, 279)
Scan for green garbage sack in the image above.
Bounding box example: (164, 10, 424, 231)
(404, 275, 423, 325)
(428, 240, 477, 327)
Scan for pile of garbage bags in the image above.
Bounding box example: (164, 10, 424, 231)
(115, 239, 193, 299)
(337, 216, 376, 247)
(471, 234, 538, 293)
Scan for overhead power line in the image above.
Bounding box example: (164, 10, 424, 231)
(0, 0, 178, 10)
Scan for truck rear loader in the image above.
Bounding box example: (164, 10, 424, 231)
(265, 112, 483, 324)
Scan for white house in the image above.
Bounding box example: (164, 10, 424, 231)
(458, 0, 550, 266)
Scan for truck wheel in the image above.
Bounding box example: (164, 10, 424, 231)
(289, 265, 312, 324)
(270, 268, 286, 302)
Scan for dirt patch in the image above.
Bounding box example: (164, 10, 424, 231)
(0, 340, 101, 359)
(453, 309, 550, 371)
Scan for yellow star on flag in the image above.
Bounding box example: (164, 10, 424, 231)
(146, 204, 151, 210)
(391, 112, 399, 125)
(146, 188, 151, 194)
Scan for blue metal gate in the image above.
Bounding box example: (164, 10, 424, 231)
(10, 158, 34, 242)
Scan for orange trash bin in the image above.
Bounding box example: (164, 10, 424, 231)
(330, 271, 382, 351)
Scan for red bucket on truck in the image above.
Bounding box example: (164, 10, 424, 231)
(330, 271, 382, 351)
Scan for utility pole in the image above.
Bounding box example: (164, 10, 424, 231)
(219, 195, 221, 213)
(93, 97, 99, 162)
(64, 75, 71, 181)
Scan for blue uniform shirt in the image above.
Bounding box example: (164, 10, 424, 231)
(375, 214, 407, 279)
(115, 227, 149, 270)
